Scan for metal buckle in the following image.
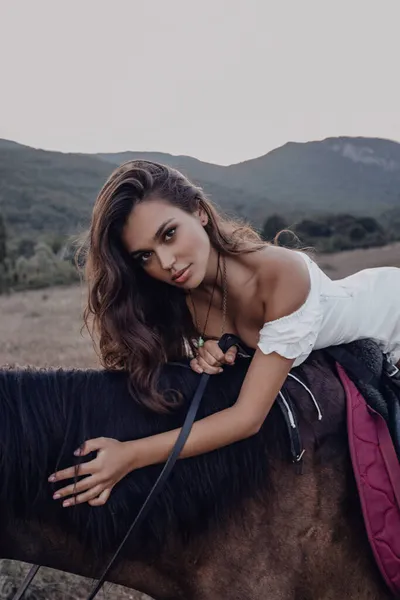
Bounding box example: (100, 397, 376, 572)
(295, 449, 306, 463)
(294, 449, 306, 475)
(386, 363, 399, 378)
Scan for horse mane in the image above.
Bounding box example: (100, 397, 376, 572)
(0, 353, 339, 561)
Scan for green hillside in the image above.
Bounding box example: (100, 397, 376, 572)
(224, 137, 400, 213)
(0, 144, 274, 243)
(1, 136, 399, 246)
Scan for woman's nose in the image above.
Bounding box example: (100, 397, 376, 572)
(157, 249, 176, 271)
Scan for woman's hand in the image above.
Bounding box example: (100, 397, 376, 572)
(190, 339, 238, 375)
(48, 437, 136, 507)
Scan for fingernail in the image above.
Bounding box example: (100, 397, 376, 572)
(218, 368, 223, 373)
(74, 449, 81, 456)
(48, 475, 56, 482)
(63, 501, 70, 507)
(53, 493, 60, 500)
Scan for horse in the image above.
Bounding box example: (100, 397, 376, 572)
(0, 349, 392, 600)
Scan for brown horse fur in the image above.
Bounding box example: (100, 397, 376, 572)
(0, 350, 392, 600)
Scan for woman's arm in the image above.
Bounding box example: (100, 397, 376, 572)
(132, 349, 295, 469)
(132, 248, 311, 469)
(50, 350, 294, 507)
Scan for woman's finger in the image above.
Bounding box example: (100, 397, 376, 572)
(190, 357, 204, 374)
(74, 437, 107, 457)
(190, 355, 223, 375)
(48, 461, 93, 483)
(224, 345, 238, 365)
(196, 355, 223, 374)
(52, 475, 98, 500)
(62, 484, 105, 507)
(201, 340, 237, 365)
(202, 341, 226, 363)
(89, 488, 112, 507)
(198, 346, 223, 367)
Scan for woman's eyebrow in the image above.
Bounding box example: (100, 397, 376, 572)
(153, 217, 174, 241)
(130, 218, 175, 257)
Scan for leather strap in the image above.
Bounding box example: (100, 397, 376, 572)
(85, 334, 238, 599)
(277, 390, 305, 467)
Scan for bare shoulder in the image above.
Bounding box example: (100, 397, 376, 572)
(252, 246, 311, 321)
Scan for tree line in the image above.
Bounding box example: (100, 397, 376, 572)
(0, 213, 80, 294)
(0, 211, 398, 294)
(260, 213, 397, 252)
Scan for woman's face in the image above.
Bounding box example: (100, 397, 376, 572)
(122, 198, 211, 289)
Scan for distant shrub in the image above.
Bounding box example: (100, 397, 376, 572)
(261, 214, 288, 241)
(0, 215, 81, 294)
(261, 212, 393, 253)
(2, 242, 79, 294)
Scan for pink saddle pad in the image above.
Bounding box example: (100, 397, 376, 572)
(337, 363, 400, 597)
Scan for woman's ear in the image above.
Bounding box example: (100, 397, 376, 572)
(197, 207, 209, 226)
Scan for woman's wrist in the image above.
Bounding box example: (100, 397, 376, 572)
(120, 439, 145, 471)
(120, 405, 254, 474)
(122, 436, 171, 470)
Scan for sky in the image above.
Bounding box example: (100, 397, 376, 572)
(1, 0, 399, 165)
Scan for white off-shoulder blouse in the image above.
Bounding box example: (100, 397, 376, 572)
(258, 252, 400, 366)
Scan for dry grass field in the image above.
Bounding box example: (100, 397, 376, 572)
(0, 243, 399, 599)
(318, 241, 400, 277)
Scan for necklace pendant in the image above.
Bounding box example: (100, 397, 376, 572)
(198, 336, 205, 348)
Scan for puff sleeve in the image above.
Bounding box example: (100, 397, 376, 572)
(257, 271, 323, 364)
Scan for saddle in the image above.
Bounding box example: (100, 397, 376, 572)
(233, 337, 400, 596)
(326, 344, 400, 598)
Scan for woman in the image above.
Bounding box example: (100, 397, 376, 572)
(49, 160, 400, 507)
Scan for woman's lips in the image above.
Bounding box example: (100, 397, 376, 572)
(173, 265, 191, 284)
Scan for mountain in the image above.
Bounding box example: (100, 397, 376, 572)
(0, 144, 274, 241)
(96, 151, 225, 183)
(223, 137, 400, 213)
(0, 136, 399, 244)
(98, 137, 400, 214)
(0, 144, 113, 239)
(0, 139, 33, 151)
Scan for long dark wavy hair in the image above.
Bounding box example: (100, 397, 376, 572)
(78, 160, 267, 412)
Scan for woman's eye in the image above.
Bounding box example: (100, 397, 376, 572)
(139, 251, 152, 264)
(164, 227, 176, 241)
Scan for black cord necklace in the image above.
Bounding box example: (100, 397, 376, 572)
(189, 253, 228, 347)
